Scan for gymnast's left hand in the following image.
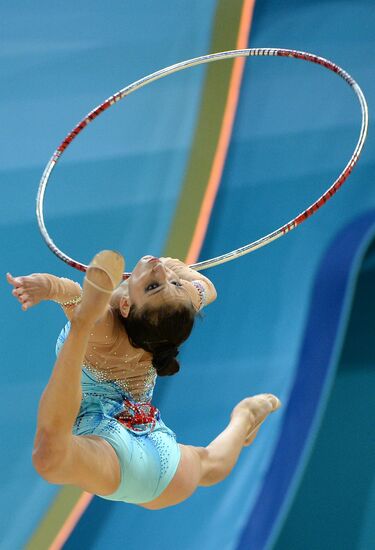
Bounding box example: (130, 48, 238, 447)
(6, 272, 50, 311)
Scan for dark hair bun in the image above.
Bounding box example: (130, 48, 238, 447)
(152, 346, 180, 376)
(119, 302, 196, 378)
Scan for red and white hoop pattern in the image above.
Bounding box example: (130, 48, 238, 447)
(36, 48, 368, 276)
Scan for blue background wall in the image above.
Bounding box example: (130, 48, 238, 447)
(1, 1, 374, 549)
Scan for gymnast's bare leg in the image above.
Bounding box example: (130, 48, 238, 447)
(30, 250, 280, 505)
(32, 253, 125, 496)
(142, 394, 280, 509)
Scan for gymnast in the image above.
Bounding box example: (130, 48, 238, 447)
(7, 250, 281, 509)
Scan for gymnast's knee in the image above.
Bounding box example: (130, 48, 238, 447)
(196, 446, 233, 487)
(32, 428, 70, 482)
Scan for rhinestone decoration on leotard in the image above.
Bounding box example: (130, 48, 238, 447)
(148, 431, 172, 477)
(83, 362, 157, 403)
(116, 400, 159, 432)
(74, 413, 122, 437)
(104, 418, 123, 435)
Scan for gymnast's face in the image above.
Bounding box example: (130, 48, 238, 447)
(124, 256, 191, 311)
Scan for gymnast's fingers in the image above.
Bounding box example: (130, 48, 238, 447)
(12, 292, 20, 305)
(6, 273, 23, 288)
(12, 290, 25, 306)
(12, 286, 22, 294)
(16, 291, 32, 310)
(22, 298, 32, 311)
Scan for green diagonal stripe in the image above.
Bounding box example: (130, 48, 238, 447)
(165, 0, 246, 258)
(26, 486, 83, 550)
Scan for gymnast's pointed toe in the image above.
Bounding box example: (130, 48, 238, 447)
(86, 250, 125, 293)
(75, 250, 125, 324)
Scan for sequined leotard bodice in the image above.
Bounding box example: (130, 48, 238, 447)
(47, 275, 157, 403)
(83, 308, 156, 403)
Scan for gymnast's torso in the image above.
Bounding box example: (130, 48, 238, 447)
(49, 274, 157, 401)
(80, 307, 156, 403)
(56, 316, 161, 437)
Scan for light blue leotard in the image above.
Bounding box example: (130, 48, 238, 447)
(56, 323, 181, 504)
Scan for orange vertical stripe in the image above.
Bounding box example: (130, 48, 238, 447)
(48, 493, 93, 550)
(185, 0, 255, 264)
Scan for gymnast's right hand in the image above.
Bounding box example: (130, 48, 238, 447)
(6, 272, 50, 311)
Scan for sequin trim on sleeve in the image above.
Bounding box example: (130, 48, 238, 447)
(191, 280, 207, 311)
(57, 294, 82, 307)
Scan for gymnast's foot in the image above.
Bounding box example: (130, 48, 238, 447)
(231, 394, 281, 447)
(73, 250, 124, 326)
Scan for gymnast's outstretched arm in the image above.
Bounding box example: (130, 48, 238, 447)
(6, 272, 82, 318)
(7, 271, 115, 350)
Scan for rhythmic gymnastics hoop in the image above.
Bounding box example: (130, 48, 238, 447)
(37, 48, 368, 277)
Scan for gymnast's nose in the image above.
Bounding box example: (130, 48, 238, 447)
(151, 262, 167, 278)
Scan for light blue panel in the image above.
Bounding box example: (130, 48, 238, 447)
(192, 2, 375, 548)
